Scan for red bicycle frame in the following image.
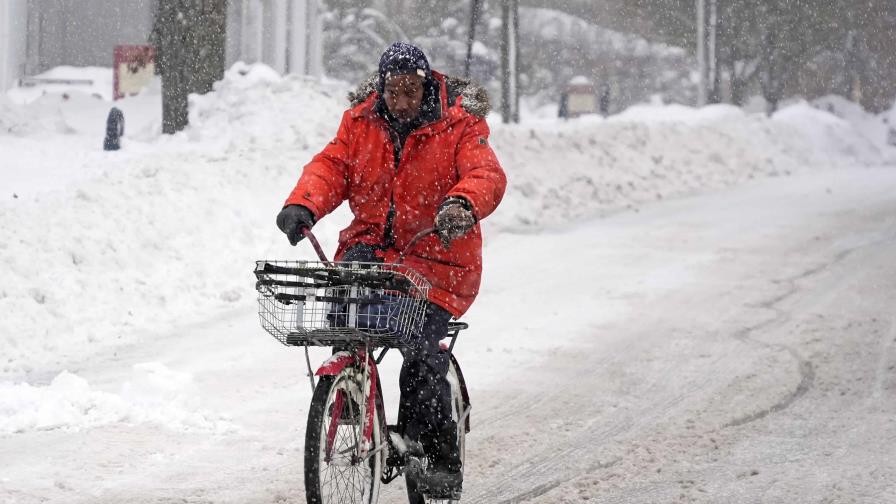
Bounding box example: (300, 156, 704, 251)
(317, 350, 380, 460)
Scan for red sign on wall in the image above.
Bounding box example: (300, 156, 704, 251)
(114, 45, 156, 100)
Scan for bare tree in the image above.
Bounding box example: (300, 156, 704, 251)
(150, 0, 228, 134)
(465, 0, 483, 77)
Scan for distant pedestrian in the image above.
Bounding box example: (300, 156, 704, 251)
(558, 91, 569, 119)
(599, 82, 611, 117)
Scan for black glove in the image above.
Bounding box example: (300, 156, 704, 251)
(434, 197, 476, 247)
(276, 205, 315, 245)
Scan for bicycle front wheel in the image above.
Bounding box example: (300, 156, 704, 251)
(305, 372, 385, 504)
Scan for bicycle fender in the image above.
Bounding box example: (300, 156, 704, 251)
(449, 353, 472, 434)
(315, 351, 356, 376)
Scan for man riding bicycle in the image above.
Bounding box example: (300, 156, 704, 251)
(276, 42, 506, 496)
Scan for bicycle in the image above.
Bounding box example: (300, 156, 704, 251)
(254, 228, 472, 504)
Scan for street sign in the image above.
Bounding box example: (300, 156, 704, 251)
(114, 45, 155, 100)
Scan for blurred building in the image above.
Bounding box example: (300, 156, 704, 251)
(0, 0, 153, 91)
(0, 0, 324, 93)
(226, 0, 323, 79)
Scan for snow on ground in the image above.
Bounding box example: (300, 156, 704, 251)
(814, 94, 896, 149)
(6, 66, 114, 104)
(1, 363, 233, 435)
(3, 163, 895, 503)
(1, 64, 894, 439)
(493, 99, 894, 231)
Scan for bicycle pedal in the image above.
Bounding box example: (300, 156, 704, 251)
(385, 451, 405, 468)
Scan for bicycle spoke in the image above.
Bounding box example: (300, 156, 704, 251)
(314, 375, 380, 504)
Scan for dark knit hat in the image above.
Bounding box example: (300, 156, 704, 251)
(378, 42, 431, 92)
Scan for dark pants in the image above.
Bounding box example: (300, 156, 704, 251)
(341, 244, 455, 442)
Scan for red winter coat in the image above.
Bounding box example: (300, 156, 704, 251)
(284, 71, 506, 317)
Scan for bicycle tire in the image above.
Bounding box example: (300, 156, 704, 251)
(405, 358, 468, 504)
(305, 372, 385, 504)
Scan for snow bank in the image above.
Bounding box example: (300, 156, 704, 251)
(1, 64, 894, 406)
(183, 62, 347, 153)
(0, 364, 233, 434)
(0, 92, 85, 138)
(812, 95, 896, 150)
(7, 66, 114, 104)
(0, 95, 41, 136)
(487, 102, 893, 231)
(1, 64, 351, 382)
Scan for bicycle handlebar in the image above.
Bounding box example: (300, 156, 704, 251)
(398, 227, 437, 263)
(300, 227, 437, 265)
(301, 227, 333, 266)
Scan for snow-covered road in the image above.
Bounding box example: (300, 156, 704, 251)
(3, 167, 895, 503)
(461, 168, 896, 504)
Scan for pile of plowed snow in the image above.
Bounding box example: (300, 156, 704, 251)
(0, 64, 350, 379)
(489, 102, 894, 231)
(1, 63, 893, 381)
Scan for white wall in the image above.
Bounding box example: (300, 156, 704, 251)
(227, 0, 322, 77)
(0, 1, 9, 90)
(269, 0, 288, 75)
(0, 0, 29, 91)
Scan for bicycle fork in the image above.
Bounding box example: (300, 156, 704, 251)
(318, 351, 381, 464)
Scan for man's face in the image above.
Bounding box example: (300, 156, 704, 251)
(383, 74, 425, 123)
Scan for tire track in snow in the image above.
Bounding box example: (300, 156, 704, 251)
(465, 352, 723, 504)
(492, 458, 622, 504)
(868, 314, 896, 408)
(724, 235, 896, 429)
(471, 232, 896, 504)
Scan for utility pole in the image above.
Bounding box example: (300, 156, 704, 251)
(464, 0, 482, 78)
(707, 0, 719, 103)
(513, 0, 520, 123)
(696, 0, 707, 106)
(501, 0, 519, 123)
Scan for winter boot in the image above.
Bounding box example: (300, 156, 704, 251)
(418, 422, 463, 498)
(386, 426, 425, 468)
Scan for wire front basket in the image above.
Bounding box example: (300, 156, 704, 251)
(254, 260, 431, 348)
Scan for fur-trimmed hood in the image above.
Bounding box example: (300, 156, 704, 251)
(347, 71, 491, 118)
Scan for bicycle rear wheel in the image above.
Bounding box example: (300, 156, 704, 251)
(305, 372, 385, 504)
(405, 357, 468, 504)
